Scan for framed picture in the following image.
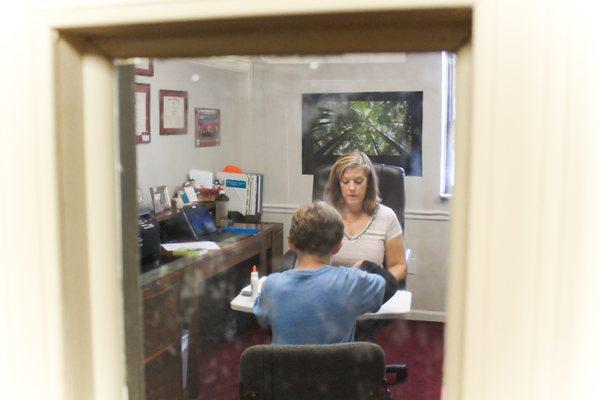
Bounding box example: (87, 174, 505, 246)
(195, 108, 221, 147)
(159, 89, 188, 135)
(134, 57, 154, 76)
(134, 83, 151, 144)
(302, 91, 423, 175)
(149, 185, 171, 213)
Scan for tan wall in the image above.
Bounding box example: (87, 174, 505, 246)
(252, 53, 450, 318)
(135, 58, 249, 207)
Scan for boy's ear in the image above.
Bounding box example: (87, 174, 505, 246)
(330, 242, 343, 255)
(288, 238, 298, 252)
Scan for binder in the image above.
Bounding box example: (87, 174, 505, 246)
(244, 172, 263, 223)
(216, 172, 248, 214)
(215, 171, 263, 221)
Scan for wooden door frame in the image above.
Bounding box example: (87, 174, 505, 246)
(44, 3, 474, 400)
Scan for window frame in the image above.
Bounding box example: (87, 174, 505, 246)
(45, 4, 473, 400)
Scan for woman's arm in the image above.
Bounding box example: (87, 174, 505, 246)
(385, 235, 408, 281)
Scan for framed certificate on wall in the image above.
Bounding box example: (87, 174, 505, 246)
(134, 83, 151, 144)
(159, 89, 188, 135)
(134, 57, 154, 76)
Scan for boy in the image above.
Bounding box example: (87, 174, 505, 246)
(253, 201, 391, 344)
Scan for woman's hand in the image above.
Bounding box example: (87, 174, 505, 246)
(385, 235, 408, 281)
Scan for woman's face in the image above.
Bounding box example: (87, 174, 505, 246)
(339, 167, 368, 208)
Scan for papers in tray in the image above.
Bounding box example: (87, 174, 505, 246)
(189, 169, 213, 189)
(161, 241, 220, 252)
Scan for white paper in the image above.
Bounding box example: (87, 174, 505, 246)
(161, 241, 220, 251)
(376, 290, 412, 314)
(135, 92, 147, 134)
(189, 169, 213, 188)
(163, 96, 184, 129)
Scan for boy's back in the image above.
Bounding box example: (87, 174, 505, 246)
(254, 266, 385, 344)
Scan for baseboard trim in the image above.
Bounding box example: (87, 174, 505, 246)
(263, 203, 450, 221)
(406, 309, 446, 322)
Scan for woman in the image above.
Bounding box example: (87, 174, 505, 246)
(325, 151, 407, 282)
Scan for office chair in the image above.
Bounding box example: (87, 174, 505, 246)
(239, 342, 404, 400)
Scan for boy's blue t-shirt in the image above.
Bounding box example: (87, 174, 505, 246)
(253, 266, 385, 344)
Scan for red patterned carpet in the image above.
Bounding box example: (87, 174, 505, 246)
(195, 319, 444, 400)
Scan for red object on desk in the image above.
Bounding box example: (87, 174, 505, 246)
(222, 164, 244, 173)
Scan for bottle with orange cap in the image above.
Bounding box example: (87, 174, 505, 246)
(250, 265, 259, 299)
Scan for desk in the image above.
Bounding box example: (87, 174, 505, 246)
(141, 222, 283, 400)
(231, 281, 412, 319)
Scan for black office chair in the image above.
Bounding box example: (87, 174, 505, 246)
(239, 342, 403, 400)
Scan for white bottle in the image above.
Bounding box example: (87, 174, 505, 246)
(250, 265, 259, 299)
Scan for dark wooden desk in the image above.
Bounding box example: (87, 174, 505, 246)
(140, 223, 283, 400)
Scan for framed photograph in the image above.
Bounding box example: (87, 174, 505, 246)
(134, 83, 151, 144)
(134, 58, 154, 76)
(149, 185, 171, 213)
(195, 108, 221, 147)
(159, 89, 188, 135)
(302, 91, 423, 175)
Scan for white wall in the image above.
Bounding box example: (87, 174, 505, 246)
(135, 59, 250, 208)
(243, 53, 451, 318)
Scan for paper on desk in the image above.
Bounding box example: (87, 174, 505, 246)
(161, 241, 220, 251)
(377, 290, 412, 314)
(189, 169, 213, 188)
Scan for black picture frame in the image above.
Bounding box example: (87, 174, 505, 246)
(302, 91, 423, 175)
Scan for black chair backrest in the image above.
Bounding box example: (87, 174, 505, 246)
(239, 342, 392, 400)
(312, 164, 406, 230)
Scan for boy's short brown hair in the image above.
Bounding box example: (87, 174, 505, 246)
(289, 201, 344, 256)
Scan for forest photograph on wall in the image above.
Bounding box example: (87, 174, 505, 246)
(302, 91, 423, 175)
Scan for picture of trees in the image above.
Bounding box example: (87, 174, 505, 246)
(302, 91, 423, 175)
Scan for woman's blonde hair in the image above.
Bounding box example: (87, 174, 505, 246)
(324, 151, 380, 215)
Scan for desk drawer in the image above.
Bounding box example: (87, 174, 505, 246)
(143, 280, 181, 357)
(145, 345, 183, 400)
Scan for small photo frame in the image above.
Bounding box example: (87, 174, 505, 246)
(134, 58, 154, 76)
(160, 89, 188, 135)
(149, 185, 171, 213)
(179, 185, 198, 206)
(195, 108, 221, 147)
(134, 83, 151, 144)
